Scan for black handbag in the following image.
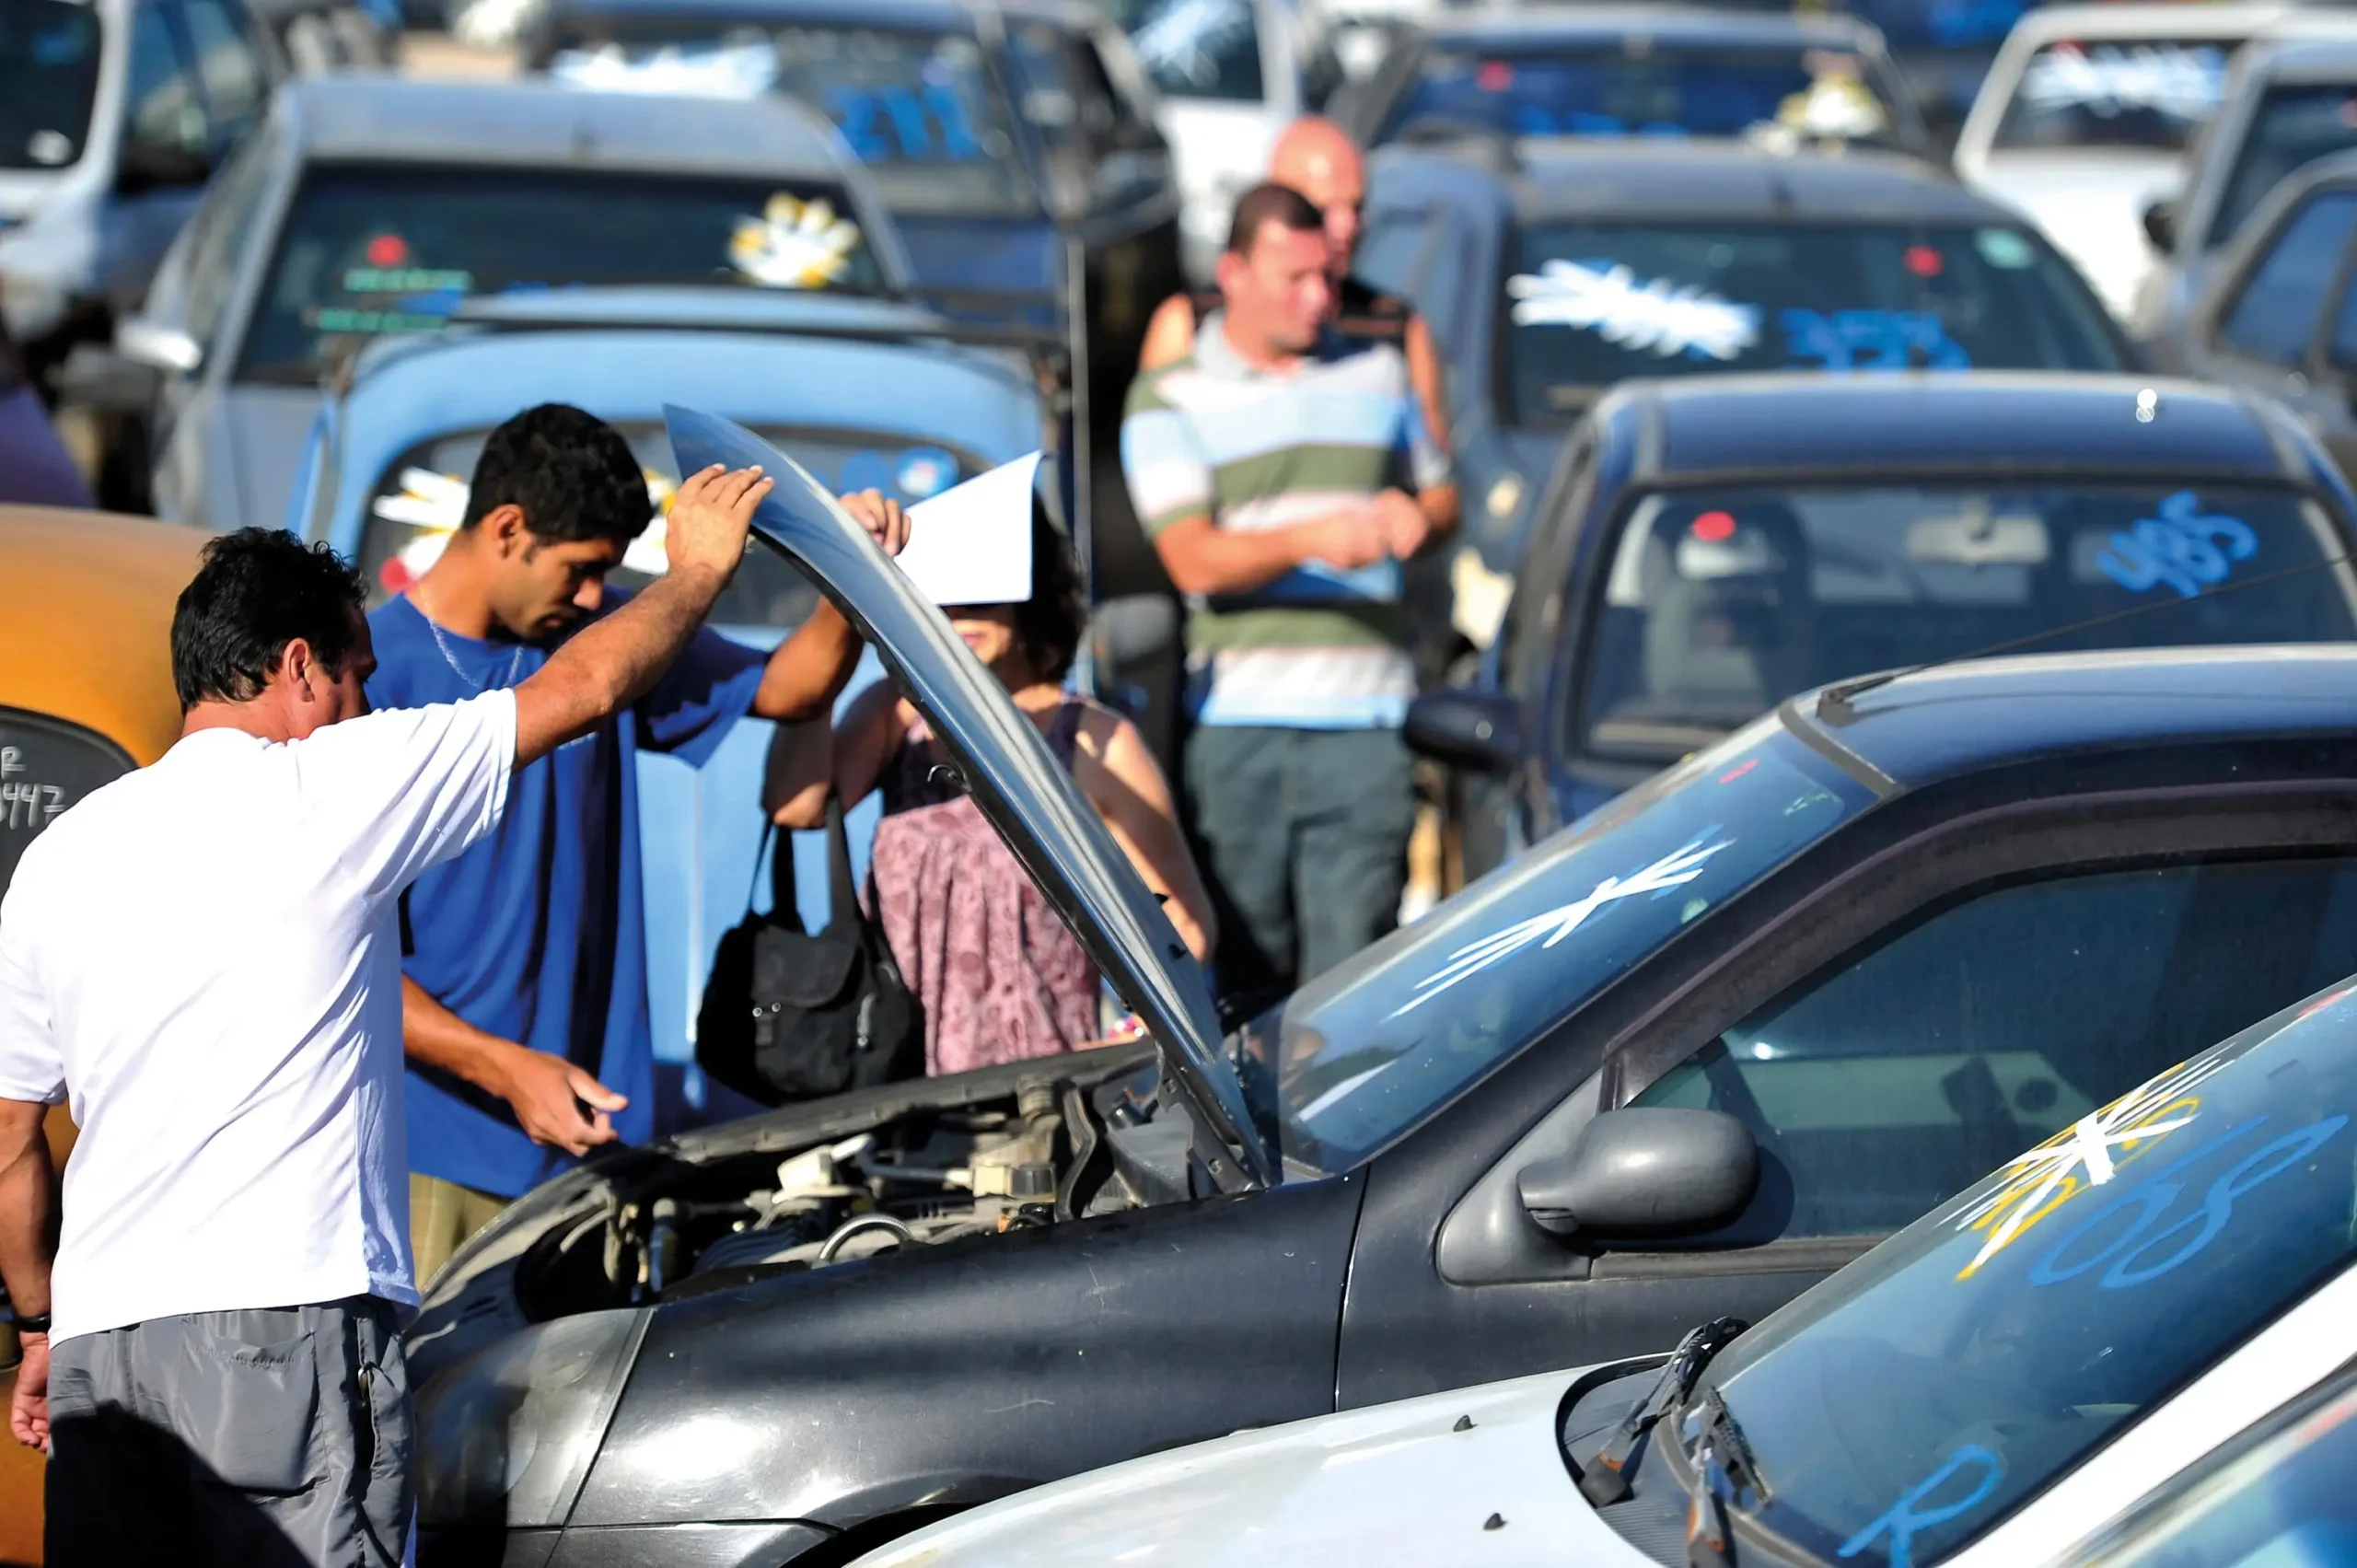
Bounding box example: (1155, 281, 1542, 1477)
(697, 796, 924, 1105)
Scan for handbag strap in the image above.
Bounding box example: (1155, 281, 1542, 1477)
(824, 791, 859, 930)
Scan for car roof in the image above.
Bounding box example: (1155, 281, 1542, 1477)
(1374, 139, 2001, 224)
(2237, 34, 2357, 79)
(1598, 372, 2311, 486)
(0, 508, 204, 767)
(540, 0, 1097, 33)
(1799, 645, 2357, 791)
(275, 73, 852, 175)
(1997, 2, 2327, 44)
(1417, 4, 1880, 51)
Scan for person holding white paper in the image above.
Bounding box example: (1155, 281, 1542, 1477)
(766, 473, 1212, 1076)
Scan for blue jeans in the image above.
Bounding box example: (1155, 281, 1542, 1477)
(1185, 726, 1417, 997)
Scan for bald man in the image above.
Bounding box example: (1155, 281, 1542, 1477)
(1141, 119, 1458, 540)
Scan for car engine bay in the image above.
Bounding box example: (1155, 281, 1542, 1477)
(510, 1057, 1202, 1318)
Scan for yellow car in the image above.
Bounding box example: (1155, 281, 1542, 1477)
(0, 504, 201, 1568)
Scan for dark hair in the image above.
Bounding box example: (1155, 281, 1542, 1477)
(170, 528, 367, 710)
(461, 403, 651, 548)
(1225, 181, 1324, 256)
(1011, 495, 1087, 685)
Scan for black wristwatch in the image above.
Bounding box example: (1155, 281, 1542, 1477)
(11, 1311, 49, 1336)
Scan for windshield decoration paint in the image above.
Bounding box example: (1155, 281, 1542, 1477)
(2027, 1113, 2351, 1290)
(1837, 1446, 2006, 1568)
(729, 194, 864, 288)
(550, 41, 780, 98)
(2019, 42, 2226, 122)
(1507, 261, 1761, 361)
(1390, 836, 1735, 1017)
(1948, 1051, 2227, 1279)
(825, 83, 985, 162)
(1782, 308, 1969, 371)
(2095, 491, 2257, 598)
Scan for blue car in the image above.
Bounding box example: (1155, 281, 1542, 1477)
(1404, 372, 2357, 880)
(1350, 136, 2131, 597)
(291, 286, 1043, 1127)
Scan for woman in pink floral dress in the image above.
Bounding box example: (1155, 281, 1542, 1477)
(767, 504, 1213, 1076)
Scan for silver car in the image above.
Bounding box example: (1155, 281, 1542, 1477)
(110, 74, 913, 534)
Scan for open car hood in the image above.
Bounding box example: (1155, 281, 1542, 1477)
(665, 406, 1276, 1191)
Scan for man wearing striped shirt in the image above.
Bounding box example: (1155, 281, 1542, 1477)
(1121, 182, 1454, 996)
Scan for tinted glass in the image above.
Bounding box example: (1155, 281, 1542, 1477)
(0, 713, 129, 899)
(238, 165, 884, 383)
(180, 124, 274, 352)
(2212, 83, 2357, 249)
(122, 2, 203, 159)
(1577, 483, 2357, 761)
(1849, 0, 2025, 50)
(1119, 0, 1262, 103)
(361, 424, 971, 631)
(180, 0, 263, 143)
(1247, 718, 1875, 1173)
(1504, 221, 2120, 424)
(1701, 986, 2357, 1565)
(1991, 41, 2232, 153)
(1378, 44, 1901, 146)
(1637, 857, 2357, 1240)
(2220, 190, 2357, 366)
(0, 0, 99, 170)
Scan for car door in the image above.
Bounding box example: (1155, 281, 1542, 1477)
(2192, 179, 2357, 476)
(1336, 764, 2357, 1406)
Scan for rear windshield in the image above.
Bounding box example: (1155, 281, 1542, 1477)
(1991, 40, 2234, 153)
(238, 164, 886, 384)
(546, 22, 1027, 212)
(2212, 82, 2357, 248)
(1378, 43, 1903, 146)
(1577, 482, 2357, 761)
(0, 0, 99, 171)
(361, 424, 973, 631)
(1504, 220, 2123, 425)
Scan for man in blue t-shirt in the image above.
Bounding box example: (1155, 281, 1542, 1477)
(367, 403, 910, 1283)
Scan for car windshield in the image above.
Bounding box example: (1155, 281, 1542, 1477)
(238, 164, 887, 384)
(546, 22, 1028, 213)
(1112, 0, 1263, 104)
(1845, 0, 2024, 50)
(1577, 482, 2357, 762)
(1504, 221, 2123, 424)
(2212, 81, 2357, 247)
(1376, 43, 1901, 146)
(1701, 981, 2357, 1566)
(1245, 718, 1876, 1174)
(1991, 40, 2234, 153)
(0, 0, 99, 171)
(360, 424, 971, 630)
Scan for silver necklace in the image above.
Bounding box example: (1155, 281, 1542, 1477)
(420, 608, 527, 691)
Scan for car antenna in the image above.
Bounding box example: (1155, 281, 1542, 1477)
(1816, 548, 2357, 722)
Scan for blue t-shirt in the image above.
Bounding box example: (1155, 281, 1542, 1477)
(366, 594, 768, 1197)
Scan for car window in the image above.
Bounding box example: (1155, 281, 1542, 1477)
(1377, 43, 1900, 147)
(1634, 855, 2357, 1240)
(237, 164, 886, 383)
(358, 422, 972, 631)
(122, 1, 205, 160)
(2211, 82, 2357, 249)
(1504, 221, 2122, 425)
(1573, 482, 2357, 763)
(179, 122, 273, 351)
(1698, 986, 2357, 1567)
(1120, 0, 1264, 104)
(1991, 40, 2233, 153)
(2218, 190, 2357, 366)
(1, 0, 102, 170)
(178, 0, 263, 146)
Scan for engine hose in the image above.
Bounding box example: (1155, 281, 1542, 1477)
(816, 1213, 917, 1262)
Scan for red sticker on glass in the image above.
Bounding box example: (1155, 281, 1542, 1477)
(1692, 510, 1737, 542)
(1718, 757, 1760, 784)
(1477, 60, 1514, 91)
(1904, 245, 1944, 277)
(365, 233, 410, 268)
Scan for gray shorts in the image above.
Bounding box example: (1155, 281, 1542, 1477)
(45, 1295, 412, 1568)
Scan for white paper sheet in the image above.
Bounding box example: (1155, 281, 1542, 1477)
(893, 451, 1042, 607)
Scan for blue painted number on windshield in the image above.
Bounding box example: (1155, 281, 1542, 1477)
(825, 84, 983, 161)
(2096, 491, 2257, 598)
(1838, 1446, 2005, 1568)
(1782, 309, 1969, 371)
(2028, 1114, 2348, 1290)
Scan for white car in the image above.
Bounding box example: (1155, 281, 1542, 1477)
(853, 981, 2357, 1567)
(1953, 3, 2357, 323)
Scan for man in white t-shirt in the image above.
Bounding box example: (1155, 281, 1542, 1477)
(0, 461, 775, 1566)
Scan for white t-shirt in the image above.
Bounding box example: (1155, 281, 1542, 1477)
(0, 691, 517, 1343)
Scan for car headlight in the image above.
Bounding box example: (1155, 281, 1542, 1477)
(414, 1307, 650, 1528)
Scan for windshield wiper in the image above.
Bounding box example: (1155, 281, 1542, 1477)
(1683, 1382, 1773, 1568)
(1576, 1316, 1747, 1506)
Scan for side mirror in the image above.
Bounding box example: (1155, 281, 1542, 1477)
(1516, 1108, 1759, 1242)
(1403, 686, 1520, 774)
(116, 315, 203, 376)
(2142, 197, 2177, 256)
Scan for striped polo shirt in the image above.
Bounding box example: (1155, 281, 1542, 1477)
(1120, 312, 1448, 730)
